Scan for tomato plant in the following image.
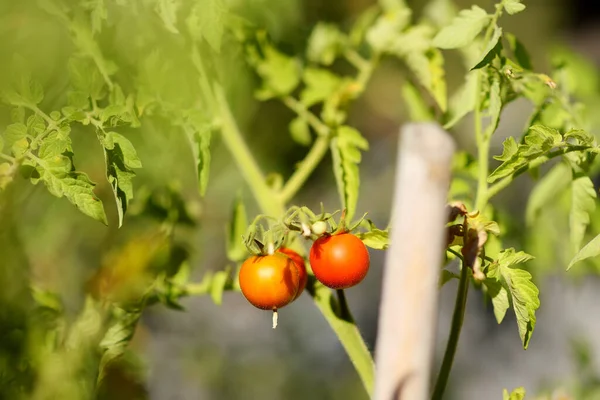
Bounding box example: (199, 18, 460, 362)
(310, 233, 370, 290)
(1, 0, 600, 398)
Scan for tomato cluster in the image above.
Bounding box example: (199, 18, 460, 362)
(239, 232, 370, 315)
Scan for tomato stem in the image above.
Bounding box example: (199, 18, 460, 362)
(431, 255, 470, 400)
(336, 289, 352, 322)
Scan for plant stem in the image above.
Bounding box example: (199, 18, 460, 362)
(312, 283, 375, 396)
(0, 154, 15, 162)
(213, 83, 283, 217)
(474, 5, 503, 211)
(336, 289, 352, 321)
(282, 96, 330, 136)
(485, 146, 591, 201)
(431, 258, 470, 400)
(280, 136, 330, 203)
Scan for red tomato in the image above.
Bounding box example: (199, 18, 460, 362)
(239, 253, 300, 310)
(278, 247, 307, 300)
(309, 233, 370, 289)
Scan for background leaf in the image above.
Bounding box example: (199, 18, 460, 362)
(525, 162, 571, 225)
(330, 126, 369, 222)
(226, 194, 248, 262)
(432, 6, 490, 49)
(569, 173, 597, 253)
(187, 0, 225, 52)
(567, 233, 600, 270)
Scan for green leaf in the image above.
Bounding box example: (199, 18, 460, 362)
(101, 132, 141, 227)
(185, 112, 212, 196)
(289, 117, 312, 146)
(69, 57, 106, 101)
(187, 0, 225, 52)
(357, 228, 389, 249)
(12, 138, 30, 158)
(98, 308, 142, 385)
(38, 131, 71, 159)
(2, 57, 44, 106)
(307, 23, 346, 65)
(568, 232, 600, 270)
(249, 36, 301, 100)
(27, 114, 47, 137)
(401, 81, 434, 122)
(570, 173, 597, 253)
(486, 249, 539, 349)
(502, 0, 526, 15)
(444, 71, 477, 129)
(196, 128, 211, 196)
(38, 167, 108, 224)
(495, 136, 519, 162)
(155, 0, 180, 34)
(471, 26, 502, 70)
(300, 68, 342, 107)
(83, 0, 108, 34)
(330, 126, 369, 222)
(432, 6, 490, 49)
(503, 387, 526, 400)
(11, 107, 25, 123)
(31, 286, 64, 311)
(366, 8, 412, 53)
(3, 123, 28, 150)
(483, 73, 502, 136)
(103, 132, 142, 169)
(525, 162, 571, 225)
(210, 270, 229, 305)
(483, 276, 509, 323)
(226, 193, 248, 262)
(565, 128, 595, 146)
(488, 125, 591, 183)
(0, 163, 13, 190)
(349, 6, 379, 47)
(439, 269, 459, 287)
(505, 32, 532, 70)
(404, 48, 447, 112)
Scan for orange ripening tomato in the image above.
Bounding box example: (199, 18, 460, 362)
(309, 233, 370, 289)
(278, 247, 307, 300)
(239, 253, 300, 310)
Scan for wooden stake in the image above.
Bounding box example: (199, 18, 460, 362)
(374, 123, 455, 400)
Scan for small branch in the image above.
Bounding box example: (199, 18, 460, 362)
(280, 135, 330, 203)
(312, 282, 375, 396)
(485, 146, 592, 201)
(28, 104, 55, 126)
(344, 49, 370, 71)
(0, 154, 16, 162)
(431, 258, 470, 400)
(282, 96, 329, 137)
(213, 83, 283, 217)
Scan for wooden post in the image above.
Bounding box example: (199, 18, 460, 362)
(374, 123, 455, 400)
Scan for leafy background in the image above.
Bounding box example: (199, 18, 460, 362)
(1, 0, 600, 399)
